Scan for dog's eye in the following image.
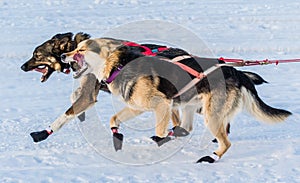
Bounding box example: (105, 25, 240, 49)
(78, 49, 85, 52)
(34, 54, 42, 60)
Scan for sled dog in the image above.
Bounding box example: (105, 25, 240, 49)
(62, 38, 291, 163)
(21, 32, 267, 144)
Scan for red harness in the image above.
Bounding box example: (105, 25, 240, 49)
(122, 42, 200, 77)
(105, 42, 171, 83)
(105, 42, 198, 84)
(122, 42, 169, 56)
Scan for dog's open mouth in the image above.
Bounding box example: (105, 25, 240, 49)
(71, 53, 88, 79)
(33, 65, 54, 82)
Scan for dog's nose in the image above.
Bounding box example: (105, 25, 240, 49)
(61, 54, 66, 62)
(21, 63, 28, 71)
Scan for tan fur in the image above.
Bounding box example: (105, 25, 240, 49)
(52, 62, 62, 72)
(103, 50, 123, 79)
(64, 39, 182, 138)
(110, 107, 143, 128)
(110, 75, 172, 137)
(171, 109, 181, 127)
(241, 87, 289, 123)
(201, 93, 232, 157)
(49, 73, 100, 132)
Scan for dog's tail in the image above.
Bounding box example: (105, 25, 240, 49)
(242, 71, 268, 85)
(242, 87, 292, 123)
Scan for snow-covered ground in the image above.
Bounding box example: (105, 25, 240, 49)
(1, 0, 300, 182)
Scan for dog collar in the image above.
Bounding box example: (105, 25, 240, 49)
(104, 65, 123, 84)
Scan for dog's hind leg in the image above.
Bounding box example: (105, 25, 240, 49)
(196, 94, 232, 163)
(211, 123, 231, 143)
(197, 115, 231, 163)
(195, 107, 231, 143)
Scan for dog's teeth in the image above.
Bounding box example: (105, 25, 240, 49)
(37, 65, 46, 69)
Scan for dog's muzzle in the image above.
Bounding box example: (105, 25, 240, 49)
(61, 53, 88, 79)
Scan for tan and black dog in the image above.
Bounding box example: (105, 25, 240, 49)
(62, 38, 291, 163)
(21, 33, 267, 146)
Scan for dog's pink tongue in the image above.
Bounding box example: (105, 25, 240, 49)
(34, 68, 47, 74)
(73, 53, 84, 67)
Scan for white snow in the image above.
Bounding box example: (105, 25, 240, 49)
(1, 0, 300, 182)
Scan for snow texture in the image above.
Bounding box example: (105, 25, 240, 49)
(1, 0, 300, 182)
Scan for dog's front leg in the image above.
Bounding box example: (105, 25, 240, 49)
(166, 105, 196, 138)
(150, 97, 173, 146)
(30, 74, 100, 143)
(180, 105, 198, 132)
(71, 74, 100, 122)
(30, 96, 97, 143)
(171, 109, 181, 127)
(70, 83, 85, 121)
(110, 107, 144, 151)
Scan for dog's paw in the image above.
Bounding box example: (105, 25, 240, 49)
(113, 132, 124, 151)
(196, 153, 219, 163)
(151, 136, 172, 146)
(172, 126, 189, 137)
(30, 130, 51, 143)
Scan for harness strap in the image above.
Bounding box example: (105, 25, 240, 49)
(172, 56, 300, 97)
(104, 42, 170, 84)
(173, 62, 205, 79)
(170, 55, 192, 62)
(159, 55, 213, 97)
(219, 57, 300, 66)
(123, 42, 156, 56)
(123, 41, 168, 56)
(172, 63, 229, 98)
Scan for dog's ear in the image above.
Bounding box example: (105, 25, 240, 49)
(74, 32, 91, 45)
(51, 32, 74, 54)
(58, 36, 71, 51)
(51, 32, 73, 40)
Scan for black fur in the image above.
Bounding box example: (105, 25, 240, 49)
(111, 47, 227, 102)
(21, 32, 90, 82)
(110, 46, 291, 121)
(242, 71, 268, 85)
